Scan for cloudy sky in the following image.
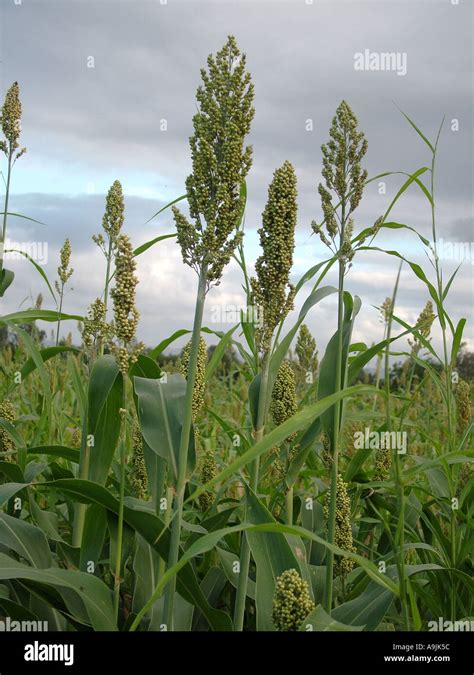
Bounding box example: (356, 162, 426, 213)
(0, 0, 472, 360)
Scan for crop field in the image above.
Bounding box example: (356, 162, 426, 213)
(0, 28, 472, 641)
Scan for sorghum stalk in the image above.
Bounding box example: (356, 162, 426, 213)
(162, 35, 254, 629)
(109, 233, 142, 621)
(313, 101, 368, 613)
(234, 161, 297, 630)
(384, 261, 410, 629)
(162, 264, 207, 628)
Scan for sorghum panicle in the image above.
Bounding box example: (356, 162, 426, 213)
(251, 161, 298, 353)
(111, 234, 142, 373)
(180, 336, 207, 421)
(295, 323, 318, 381)
(271, 361, 298, 428)
(102, 180, 124, 240)
(0, 82, 26, 159)
(172, 35, 254, 285)
(455, 379, 471, 435)
(272, 568, 315, 631)
(130, 423, 148, 499)
(82, 298, 111, 350)
(198, 449, 217, 512)
(408, 301, 435, 354)
(0, 399, 15, 457)
(323, 473, 356, 577)
(56, 239, 73, 291)
(312, 100, 368, 261)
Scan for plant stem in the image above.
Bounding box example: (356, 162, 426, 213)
(429, 130, 457, 620)
(285, 486, 293, 526)
(157, 485, 174, 583)
(72, 404, 91, 548)
(162, 263, 207, 630)
(100, 238, 113, 357)
(324, 252, 344, 613)
(233, 349, 271, 631)
(55, 285, 64, 346)
(385, 262, 410, 630)
(113, 386, 128, 623)
(0, 152, 13, 275)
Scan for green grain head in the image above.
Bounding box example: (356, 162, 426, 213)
(272, 568, 315, 631)
(251, 161, 297, 353)
(172, 36, 254, 285)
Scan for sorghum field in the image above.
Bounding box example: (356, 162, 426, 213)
(0, 35, 472, 640)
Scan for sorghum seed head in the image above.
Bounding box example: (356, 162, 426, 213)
(375, 447, 392, 480)
(102, 180, 124, 240)
(199, 449, 217, 512)
(458, 461, 473, 491)
(1, 82, 23, 154)
(313, 100, 367, 250)
(295, 324, 318, 379)
(57, 239, 73, 286)
(70, 427, 81, 449)
(111, 234, 142, 372)
(251, 161, 297, 353)
(409, 301, 435, 353)
(82, 297, 110, 349)
(380, 297, 392, 324)
(272, 568, 315, 631)
(180, 337, 207, 420)
(173, 36, 254, 284)
(323, 473, 356, 577)
(0, 399, 15, 455)
(130, 423, 148, 499)
(456, 379, 471, 435)
(271, 361, 298, 428)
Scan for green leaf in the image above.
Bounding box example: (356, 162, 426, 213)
(0, 513, 52, 569)
(332, 580, 394, 630)
(318, 292, 361, 445)
(20, 346, 80, 381)
(133, 233, 176, 257)
(80, 504, 107, 573)
(87, 356, 123, 485)
(3, 249, 56, 303)
(245, 488, 309, 631)
(396, 106, 435, 153)
(0, 309, 83, 324)
(188, 384, 376, 505)
(134, 373, 196, 482)
(27, 446, 79, 463)
(149, 329, 190, 360)
(205, 325, 238, 382)
(145, 194, 186, 224)
(0, 553, 116, 630)
(0, 268, 14, 297)
(38, 479, 231, 631)
(301, 604, 364, 631)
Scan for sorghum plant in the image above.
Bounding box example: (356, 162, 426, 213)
(0, 82, 26, 295)
(312, 101, 369, 612)
(162, 35, 254, 629)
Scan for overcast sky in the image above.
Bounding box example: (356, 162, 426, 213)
(0, 0, 472, 360)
